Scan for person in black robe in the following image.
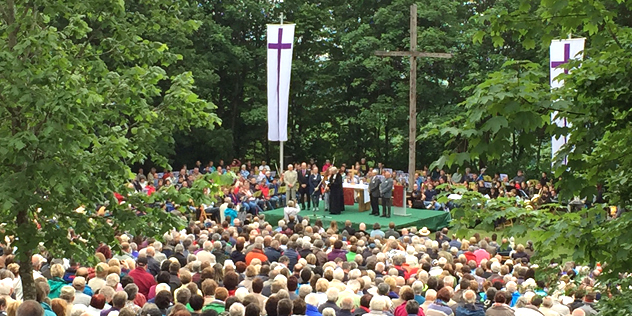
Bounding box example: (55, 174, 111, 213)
(328, 167, 345, 214)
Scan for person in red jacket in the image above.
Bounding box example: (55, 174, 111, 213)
(127, 257, 156, 298)
(245, 243, 268, 265)
(464, 246, 477, 264)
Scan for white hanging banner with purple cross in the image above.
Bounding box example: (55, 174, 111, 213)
(267, 24, 295, 142)
(550, 38, 585, 164)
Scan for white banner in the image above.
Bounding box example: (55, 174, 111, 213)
(267, 24, 295, 142)
(550, 38, 585, 163)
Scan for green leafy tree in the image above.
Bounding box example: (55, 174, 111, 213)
(432, 0, 632, 314)
(0, 0, 219, 299)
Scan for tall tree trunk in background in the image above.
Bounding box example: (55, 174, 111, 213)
(375, 127, 381, 165)
(384, 117, 390, 165)
(537, 133, 542, 172)
(16, 209, 35, 300)
(511, 132, 517, 163)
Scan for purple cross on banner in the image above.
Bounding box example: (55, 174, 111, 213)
(550, 43, 570, 74)
(268, 28, 293, 137)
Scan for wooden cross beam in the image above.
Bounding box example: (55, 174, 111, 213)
(374, 4, 452, 191)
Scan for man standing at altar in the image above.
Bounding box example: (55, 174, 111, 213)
(369, 170, 381, 216)
(380, 171, 393, 218)
(298, 162, 310, 209)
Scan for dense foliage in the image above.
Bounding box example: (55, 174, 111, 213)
(150, 0, 524, 170)
(432, 0, 632, 314)
(0, 0, 222, 299)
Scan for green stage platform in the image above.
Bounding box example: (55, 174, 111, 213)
(263, 204, 451, 231)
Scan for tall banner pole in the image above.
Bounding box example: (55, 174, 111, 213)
(279, 13, 284, 173)
(266, 11, 294, 175)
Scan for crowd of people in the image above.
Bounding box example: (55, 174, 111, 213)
(132, 158, 572, 218)
(0, 212, 603, 316)
(0, 158, 607, 316)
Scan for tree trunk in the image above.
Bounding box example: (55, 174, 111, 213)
(16, 209, 36, 300)
(536, 131, 542, 172)
(384, 117, 389, 164)
(511, 132, 517, 163)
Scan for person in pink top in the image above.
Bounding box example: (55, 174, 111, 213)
(322, 159, 331, 172)
(473, 240, 491, 265)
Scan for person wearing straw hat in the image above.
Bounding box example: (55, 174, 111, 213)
(419, 227, 431, 239)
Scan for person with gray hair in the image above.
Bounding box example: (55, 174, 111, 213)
(318, 288, 341, 313)
(70, 304, 87, 316)
(173, 244, 187, 267)
(411, 281, 426, 304)
(367, 296, 388, 316)
(153, 242, 166, 263)
(539, 296, 560, 316)
(375, 283, 393, 310)
(455, 290, 484, 316)
(322, 307, 336, 316)
(101, 291, 128, 316)
(72, 277, 91, 306)
(139, 303, 162, 316)
(229, 302, 245, 316)
(123, 284, 141, 313)
(298, 284, 313, 299)
(196, 241, 215, 264)
(305, 293, 320, 315)
(421, 289, 436, 313)
(338, 297, 355, 316)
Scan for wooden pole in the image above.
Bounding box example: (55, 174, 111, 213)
(408, 4, 417, 192)
(373, 4, 452, 192)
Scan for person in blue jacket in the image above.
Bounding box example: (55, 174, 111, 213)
(224, 203, 238, 226)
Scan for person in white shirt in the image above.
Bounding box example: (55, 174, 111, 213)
(259, 160, 270, 172)
(284, 201, 300, 222)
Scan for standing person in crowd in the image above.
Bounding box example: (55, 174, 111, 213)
(358, 158, 369, 177)
(369, 170, 381, 216)
(298, 163, 311, 210)
(380, 172, 393, 218)
(308, 166, 322, 212)
(322, 160, 332, 173)
(328, 167, 344, 215)
(284, 164, 298, 203)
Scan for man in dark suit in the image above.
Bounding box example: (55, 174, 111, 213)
(307, 166, 322, 211)
(297, 162, 310, 210)
(380, 171, 394, 218)
(368, 170, 381, 216)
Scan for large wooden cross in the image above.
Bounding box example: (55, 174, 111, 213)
(375, 4, 452, 191)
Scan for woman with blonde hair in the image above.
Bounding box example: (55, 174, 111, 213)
(48, 264, 66, 299)
(326, 221, 338, 235)
(511, 243, 530, 263)
(6, 300, 21, 316)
